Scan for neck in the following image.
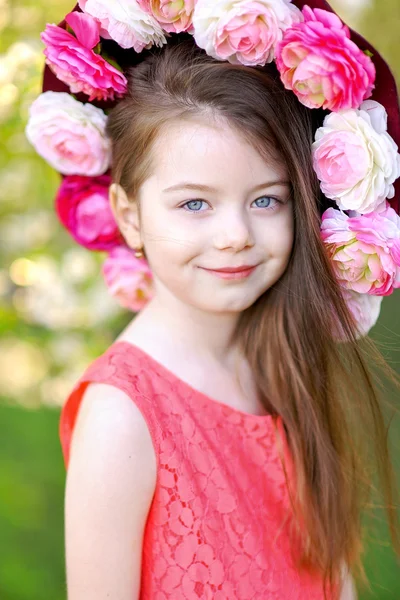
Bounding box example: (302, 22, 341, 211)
(132, 293, 242, 369)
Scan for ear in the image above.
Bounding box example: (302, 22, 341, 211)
(109, 183, 142, 249)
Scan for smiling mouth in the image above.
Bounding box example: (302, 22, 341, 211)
(201, 264, 259, 273)
(200, 264, 259, 280)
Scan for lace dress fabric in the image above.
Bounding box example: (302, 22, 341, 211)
(60, 341, 339, 599)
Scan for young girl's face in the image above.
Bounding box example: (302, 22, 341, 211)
(135, 118, 294, 314)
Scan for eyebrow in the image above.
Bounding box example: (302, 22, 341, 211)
(162, 180, 290, 193)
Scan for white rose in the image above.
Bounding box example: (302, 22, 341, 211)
(25, 91, 111, 176)
(360, 99, 388, 134)
(312, 102, 400, 214)
(79, 0, 167, 51)
(192, 0, 302, 66)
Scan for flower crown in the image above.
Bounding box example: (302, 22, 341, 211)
(25, 0, 400, 339)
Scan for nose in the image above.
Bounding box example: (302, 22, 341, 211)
(212, 207, 254, 252)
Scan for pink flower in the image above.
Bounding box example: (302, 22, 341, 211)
(79, 0, 167, 51)
(102, 246, 154, 312)
(41, 11, 127, 102)
(275, 6, 375, 111)
(25, 91, 110, 176)
(339, 289, 383, 340)
(138, 0, 196, 34)
(192, 0, 302, 67)
(55, 175, 124, 251)
(321, 204, 400, 296)
(312, 102, 400, 214)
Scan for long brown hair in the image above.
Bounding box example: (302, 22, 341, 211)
(106, 38, 400, 596)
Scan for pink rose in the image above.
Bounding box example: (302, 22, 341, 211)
(312, 103, 400, 214)
(192, 0, 302, 67)
(338, 290, 383, 340)
(25, 91, 111, 176)
(321, 205, 400, 296)
(138, 0, 196, 34)
(55, 175, 124, 251)
(102, 246, 154, 312)
(79, 0, 167, 51)
(41, 11, 127, 102)
(275, 6, 375, 111)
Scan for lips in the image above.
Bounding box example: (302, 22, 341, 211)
(204, 265, 257, 273)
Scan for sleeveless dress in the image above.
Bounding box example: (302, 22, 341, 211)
(59, 340, 339, 599)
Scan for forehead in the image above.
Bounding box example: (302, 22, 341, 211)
(148, 118, 287, 187)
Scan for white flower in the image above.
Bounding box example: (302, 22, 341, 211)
(312, 101, 400, 214)
(192, 0, 302, 66)
(360, 99, 388, 134)
(79, 0, 167, 51)
(25, 91, 111, 176)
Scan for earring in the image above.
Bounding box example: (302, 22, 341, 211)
(134, 247, 144, 258)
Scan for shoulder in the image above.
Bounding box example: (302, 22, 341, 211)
(68, 381, 157, 501)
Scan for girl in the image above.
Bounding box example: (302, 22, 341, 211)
(26, 1, 400, 598)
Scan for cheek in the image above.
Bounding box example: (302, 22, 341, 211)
(263, 211, 294, 258)
(280, 224, 295, 258)
(141, 210, 193, 257)
(142, 226, 198, 277)
(143, 211, 209, 266)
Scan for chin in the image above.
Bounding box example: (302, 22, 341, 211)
(198, 294, 263, 314)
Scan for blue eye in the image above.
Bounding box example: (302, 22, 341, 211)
(181, 199, 208, 212)
(180, 195, 280, 213)
(253, 196, 279, 209)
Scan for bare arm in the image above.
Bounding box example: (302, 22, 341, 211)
(64, 383, 157, 600)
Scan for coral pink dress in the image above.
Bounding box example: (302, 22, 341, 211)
(60, 340, 339, 599)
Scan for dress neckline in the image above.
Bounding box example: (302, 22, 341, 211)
(112, 340, 276, 422)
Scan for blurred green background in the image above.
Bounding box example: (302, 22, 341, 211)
(0, 0, 399, 598)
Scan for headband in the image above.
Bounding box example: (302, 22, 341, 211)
(25, 0, 400, 338)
